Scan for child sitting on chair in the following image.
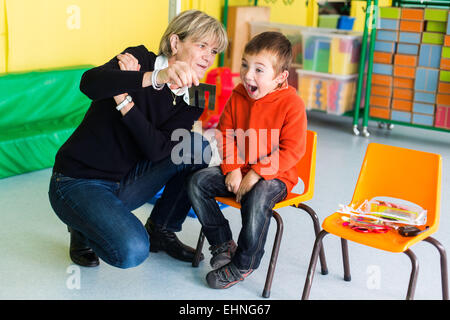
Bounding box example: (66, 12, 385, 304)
(187, 31, 307, 289)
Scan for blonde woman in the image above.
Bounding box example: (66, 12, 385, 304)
(49, 10, 227, 269)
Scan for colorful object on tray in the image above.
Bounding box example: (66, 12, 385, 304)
(341, 215, 390, 233)
(338, 197, 427, 226)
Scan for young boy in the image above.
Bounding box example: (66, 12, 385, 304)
(187, 31, 307, 289)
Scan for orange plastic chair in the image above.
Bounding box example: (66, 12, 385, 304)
(192, 130, 328, 298)
(302, 143, 448, 300)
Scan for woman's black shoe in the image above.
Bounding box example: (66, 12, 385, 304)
(145, 220, 204, 263)
(68, 227, 100, 267)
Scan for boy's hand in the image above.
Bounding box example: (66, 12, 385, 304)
(225, 168, 242, 194)
(236, 169, 262, 203)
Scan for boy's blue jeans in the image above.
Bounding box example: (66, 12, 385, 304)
(49, 132, 210, 269)
(187, 166, 287, 271)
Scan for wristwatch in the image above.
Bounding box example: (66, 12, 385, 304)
(116, 95, 132, 111)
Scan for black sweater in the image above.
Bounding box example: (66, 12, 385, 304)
(53, 45, 203, 181)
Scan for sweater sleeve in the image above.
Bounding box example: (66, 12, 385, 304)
(120, 106, 177, 162)
(251, 98, 307, 180)
(216, 97, 245, 175)
(79, 45, 149, 100)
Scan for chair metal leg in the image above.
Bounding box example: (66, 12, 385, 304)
(262, 210, 284, 298)
(404, 249, 419, 300)
(424, 237, 449, 300)
(302, 229, 329, 300)
(192, 230, 205, 268)
(297, 203, 328, 275)
(341, 238, 351, 281)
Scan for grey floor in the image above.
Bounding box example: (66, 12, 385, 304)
(1, 112, 449, 300)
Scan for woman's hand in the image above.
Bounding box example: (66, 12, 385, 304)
(156, 61, 200, 89)
(114, 53, 138, 115)
(235, 169, 262, 203)
(117, 53, 141, 71)
(225, 168, 242, 195)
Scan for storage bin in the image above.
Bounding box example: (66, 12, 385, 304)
(393, 99, 413, 112)
(413, 102, 435, 115)
(422, 32, 444, 45)
(318, 15, 340, 29)
(439, 81, 450, 93)
(448, 12, 450, 34)
(394, 54, 417, 67)
(412, 113, 434, 126)
(296, 69, 358, 115)
(394, 77, 414, 89)
(398, 32, 421, 44)
(426, 21, 447, 33)
(370, 106, 390, 119)
(302, 29, 362, 75)
(440, 70, 450, 82)
(380, 7, 401, 19)
(374, 51, 393, 64)
(391, 110, 412, 123)
(373, 63, 393, 75)
(401, 8, 424, 21)
(376, 30, 398, 42)
(419, 44, 442, 69)
(249, 21, 309, 65)
(338, 16, 355, 30)
(397, 43, 419, 55)
(445, 35, 450, 47)
(375, 40, 397, 53)
(435, 105, 450, 129)
(379, 18, 400, 30)
(414, 91, 436, 104)
(414, 68, 439, 92)
(424, 8, 448, 22)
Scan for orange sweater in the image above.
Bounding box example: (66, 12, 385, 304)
(217, 83, 307, 192)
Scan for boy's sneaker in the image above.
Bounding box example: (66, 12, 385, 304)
(209, 240, 237, 269)
(206, 262, 253, 289)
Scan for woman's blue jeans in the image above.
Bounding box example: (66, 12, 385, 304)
(187, 166, 287, 271)
(49, 132, 210, 269)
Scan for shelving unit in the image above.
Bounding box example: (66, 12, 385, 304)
(354, 0, 450, 136)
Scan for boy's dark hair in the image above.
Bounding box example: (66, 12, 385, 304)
(244, 31, 292, 74)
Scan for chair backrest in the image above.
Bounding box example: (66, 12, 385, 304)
(351, 143, 442, 230)
(296, 130, 317, 198)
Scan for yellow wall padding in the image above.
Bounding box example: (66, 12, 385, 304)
(0, 0, 5, 34)
(5, 0, 168, 72)
(0, 34, 5, 73)
(351, 0, 392, 32)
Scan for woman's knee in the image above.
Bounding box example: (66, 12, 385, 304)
(113, 233, 149, 269)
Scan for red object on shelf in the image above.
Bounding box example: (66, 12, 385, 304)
(199, 67, 239, 129)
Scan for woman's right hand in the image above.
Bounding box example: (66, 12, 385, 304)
(225, 168, 242, 194)
(156, 61, 200, 89)
(114, 53, 137, 115)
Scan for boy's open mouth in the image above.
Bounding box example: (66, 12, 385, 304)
(248, 85, 257, 93)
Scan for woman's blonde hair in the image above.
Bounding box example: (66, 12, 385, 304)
(159, 10, 228, 57)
